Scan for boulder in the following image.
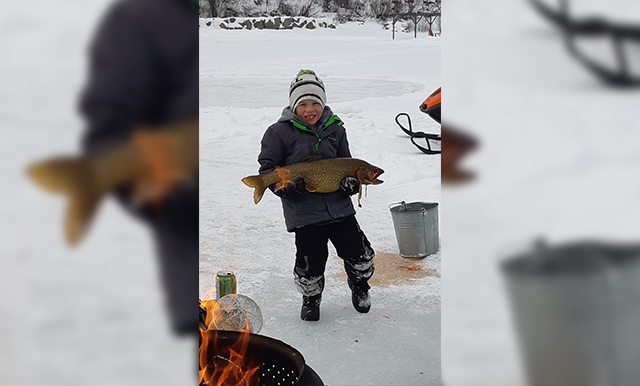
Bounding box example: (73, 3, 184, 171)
(254, 20, 265, 29)
(283, 18, 292, 28)
(219, 22, 226, 29)
(265, 20, 276, 29)
(306, 22, 316, 30)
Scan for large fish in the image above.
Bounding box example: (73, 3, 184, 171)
(27, 118, 199, 246)
(241, 157, 384, 205)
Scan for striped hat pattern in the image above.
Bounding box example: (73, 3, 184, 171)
(289, 69, 326, 111)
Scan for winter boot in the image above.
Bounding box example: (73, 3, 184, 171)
(348, 280, 371, 313)
(300, 294, 322, 321)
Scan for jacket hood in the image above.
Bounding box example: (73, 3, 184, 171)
(278, 105, 334, 131)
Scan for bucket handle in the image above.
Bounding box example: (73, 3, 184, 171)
(389, 201, 407, 211)
(389, 201, 430, 215)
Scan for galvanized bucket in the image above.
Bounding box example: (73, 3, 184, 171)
(389, 201, 439, 258)
(501, 241, 640, 386)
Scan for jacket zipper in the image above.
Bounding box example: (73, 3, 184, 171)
(291, 115, 342, 151)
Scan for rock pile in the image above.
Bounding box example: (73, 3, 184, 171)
(201, 17, 336, 30)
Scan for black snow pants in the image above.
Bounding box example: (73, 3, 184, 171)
(293, 215, 375, 297)
(118, 182, 198, 336)
(153, 227, 198, 335)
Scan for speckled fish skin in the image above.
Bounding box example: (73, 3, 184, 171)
(241, 158, 384, 204)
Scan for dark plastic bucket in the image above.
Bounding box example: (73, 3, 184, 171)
(389, 201, 439, 258)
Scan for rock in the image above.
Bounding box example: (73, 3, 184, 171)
(274, 17, 281, 29)
(283, 18, 292, 28)
(306, 22, 316, 30)
(229, 17, 236, 23)
(219, 23, 226, 29)
(206, 21, 211, 26)
(254, 20, 265, 29)
(243, 20, 252, 30)
(265, 20, 276, 29)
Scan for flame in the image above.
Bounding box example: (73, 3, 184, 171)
(199, 301, 260, 386)
(274, 167, 292, 191)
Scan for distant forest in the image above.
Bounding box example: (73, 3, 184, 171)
(199, 0, 441, 23)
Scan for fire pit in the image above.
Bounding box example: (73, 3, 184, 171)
(199, 300, 324, 386)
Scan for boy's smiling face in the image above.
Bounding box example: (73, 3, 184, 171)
(295, 99, 323, 126)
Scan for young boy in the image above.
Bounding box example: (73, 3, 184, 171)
(256, 69, 375, 321)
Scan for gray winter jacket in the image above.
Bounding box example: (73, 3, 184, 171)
(258, 106, 356, 231)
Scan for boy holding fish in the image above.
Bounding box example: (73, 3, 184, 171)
(253, 69, 378, 321)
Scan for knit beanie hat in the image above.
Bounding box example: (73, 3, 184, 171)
(289, 69, 326, 110)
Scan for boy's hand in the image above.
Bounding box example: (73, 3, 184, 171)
(340, 176, 360, 196)
(272, 177, 306, 198)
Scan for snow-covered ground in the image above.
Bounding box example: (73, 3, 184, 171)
(199, 21, 441, 386)
(4, 2, 440, 385)
(444, 1, 640, 386)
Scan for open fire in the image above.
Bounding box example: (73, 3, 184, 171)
(199, 296, 320, 386)
(199, 299, 261, 386)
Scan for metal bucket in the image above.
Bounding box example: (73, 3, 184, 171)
(501, 241, 640, 386)
(389, 201, 439, 258)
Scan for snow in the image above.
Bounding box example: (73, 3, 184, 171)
(1, 2, 440, 384)
(444, 1, 640, 386)
(199, 21, 441, 386)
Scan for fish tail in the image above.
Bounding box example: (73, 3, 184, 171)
(241, 175, 267, 205)
(27, 157, 103, 246)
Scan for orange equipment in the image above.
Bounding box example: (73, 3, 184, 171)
(419, 86, 441, 123)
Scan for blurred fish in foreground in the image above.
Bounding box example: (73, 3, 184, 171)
(27, 118, 198, 245)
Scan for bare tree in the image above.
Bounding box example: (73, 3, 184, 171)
(199, 0, 212, 17)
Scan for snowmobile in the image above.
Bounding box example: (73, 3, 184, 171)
(420, 86, 441, 123)
(396, 86, 478, 183)
(395, 86, 441, 154)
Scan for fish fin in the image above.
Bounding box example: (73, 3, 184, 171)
(241, 175, 267, 204)
(301, 155, 323, 163)
(27, 157, 103, 246)
(65, 187, 101, 246)
(305, 181, 318, 192)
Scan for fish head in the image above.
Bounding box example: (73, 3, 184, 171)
(357, 164, 384, 185)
